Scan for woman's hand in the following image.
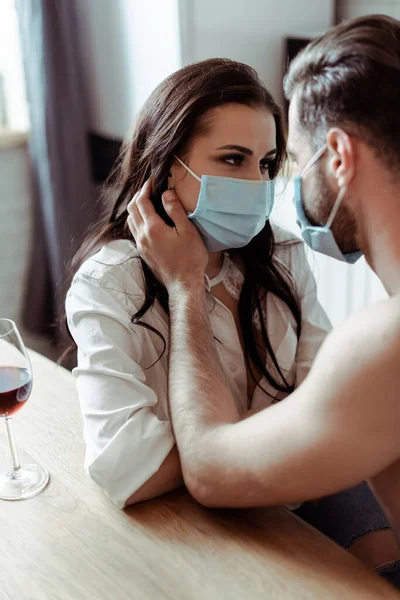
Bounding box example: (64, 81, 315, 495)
(127, 181, 208, 292)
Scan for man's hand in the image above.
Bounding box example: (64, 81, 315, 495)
(127, 181, 207, 291)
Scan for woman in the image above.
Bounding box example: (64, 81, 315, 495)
(65, 58, 397, 575)
(66, 58, 326, 506)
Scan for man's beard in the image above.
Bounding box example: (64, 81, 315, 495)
(303, 165, 360, 255)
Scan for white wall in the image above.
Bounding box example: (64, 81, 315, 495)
(75, 0, 181, 138)
(75, 0, 334, 137)
(338, 0, 400, 21)
(180, 0, 334, 104)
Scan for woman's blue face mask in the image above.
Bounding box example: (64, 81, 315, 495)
(174, 155, 275, 252)
(293, 144, 362, 264)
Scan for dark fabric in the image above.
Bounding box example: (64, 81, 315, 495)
(294, 482, 390, 549)
(294, 482, 400, 589)
(15, 0, 97, 340)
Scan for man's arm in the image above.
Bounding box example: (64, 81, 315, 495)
(124, 399, 262, 507)
(167, 287, 400, 509)
(166, 282, 241, 497)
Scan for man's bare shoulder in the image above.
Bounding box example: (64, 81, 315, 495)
(329, 296, 400, 357)
(305, 296, 400, 403)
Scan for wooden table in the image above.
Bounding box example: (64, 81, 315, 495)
(0, 350, 398, 600)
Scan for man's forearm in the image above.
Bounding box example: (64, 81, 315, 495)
(167, 283, 240, 488)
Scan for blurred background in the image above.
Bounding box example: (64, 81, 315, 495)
(0, 0, 396, 362)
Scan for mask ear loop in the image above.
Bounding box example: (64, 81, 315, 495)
(325, 185, 347, 229)
(300, 142, 346, 228)
(173, 155, 202, 182)
(300, 143, 328, 177)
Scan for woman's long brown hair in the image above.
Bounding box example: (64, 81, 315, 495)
(63, 58, 301, 396)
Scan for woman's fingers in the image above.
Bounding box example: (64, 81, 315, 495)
(125, 179, 207, 289)
(127, 192, 143, 234)
(127, 215, 137, 239)
(135, 180, 161, 226)
(129, 181, 189, 233)
(162, 189, 190, 231)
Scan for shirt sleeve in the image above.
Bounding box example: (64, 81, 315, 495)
(292, 244, 332, 388)
(65, 272, 174, 509)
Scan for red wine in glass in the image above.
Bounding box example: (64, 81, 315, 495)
(0, 318, 49, 500)
(0, 367, 33, 416)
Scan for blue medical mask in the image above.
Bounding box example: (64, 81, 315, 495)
(294, 144, 362, 264)
(174, 156, 275, 252)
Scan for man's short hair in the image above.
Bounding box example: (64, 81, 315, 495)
(284, 15, 400, 170)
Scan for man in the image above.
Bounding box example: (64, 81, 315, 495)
(127, 14, 400, 547)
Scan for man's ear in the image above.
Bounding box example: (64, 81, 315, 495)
(326, 128, 356, 188)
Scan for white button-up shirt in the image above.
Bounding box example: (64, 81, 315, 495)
(66, 227, 331, 508)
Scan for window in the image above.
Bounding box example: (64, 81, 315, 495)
(0, 0, 29, 131)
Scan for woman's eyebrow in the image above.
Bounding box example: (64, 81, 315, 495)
(216, 145, 277, 157)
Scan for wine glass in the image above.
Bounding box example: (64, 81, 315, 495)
(0, 318, 49, 500)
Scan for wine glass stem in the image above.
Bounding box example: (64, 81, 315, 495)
(5, 417, 21, 472)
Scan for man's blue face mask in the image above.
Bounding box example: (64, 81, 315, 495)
(174, 156, 275, 252)
(293, 144, 362, 264)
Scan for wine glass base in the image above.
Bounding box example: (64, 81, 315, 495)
(0, 464, 49, 500)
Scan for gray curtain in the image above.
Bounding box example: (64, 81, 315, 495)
(15, 0, 96, 342)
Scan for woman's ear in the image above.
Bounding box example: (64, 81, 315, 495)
(167, 167, 175, 190)
(169, 157, 187, 190)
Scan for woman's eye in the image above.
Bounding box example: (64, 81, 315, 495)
(220, 154, 276, 174)
(260, 159, 273, 171)
(222, 154, 244, 166)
